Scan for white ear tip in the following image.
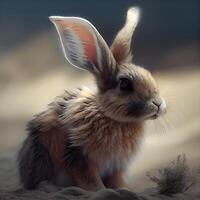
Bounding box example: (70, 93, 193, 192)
(127, 7, 140, 23)
(49, 16, 64, 23)
(49, 16, 56, 22)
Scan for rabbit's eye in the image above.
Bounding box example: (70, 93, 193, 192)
(119, 78, 133, 92)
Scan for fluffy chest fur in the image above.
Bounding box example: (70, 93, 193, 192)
(57, 87, 144, 175)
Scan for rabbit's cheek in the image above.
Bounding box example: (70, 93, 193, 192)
(127, 101, 147, 117)
(127, 100, 160, 120)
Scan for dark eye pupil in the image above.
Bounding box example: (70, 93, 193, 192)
(119, 78, 133, 91)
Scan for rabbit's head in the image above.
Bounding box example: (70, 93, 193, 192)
(50, 8, 166, 123)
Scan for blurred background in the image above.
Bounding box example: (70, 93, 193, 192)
(0, 0, 200, 192)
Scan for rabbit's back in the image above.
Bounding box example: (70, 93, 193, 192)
(18, 88, 85, 188)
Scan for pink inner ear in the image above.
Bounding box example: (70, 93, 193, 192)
(58, 20, 97, 65)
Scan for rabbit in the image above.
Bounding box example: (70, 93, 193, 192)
(18, 7, 166, 191)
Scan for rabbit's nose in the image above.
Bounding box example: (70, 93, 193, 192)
(152, 97, 167, 116)
(152, 98, 162, 107)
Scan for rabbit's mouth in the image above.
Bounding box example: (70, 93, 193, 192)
(150, 113, 159, 119)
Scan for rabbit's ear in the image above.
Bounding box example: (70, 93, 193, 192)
(49, 16, 116, 74)
(111, 7, 140, 64)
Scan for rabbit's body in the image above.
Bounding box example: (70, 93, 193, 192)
(19, 87, 143, 190)
(18, 8, 166, 191)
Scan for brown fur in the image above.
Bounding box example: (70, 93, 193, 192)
(20, 87, 144, 190)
